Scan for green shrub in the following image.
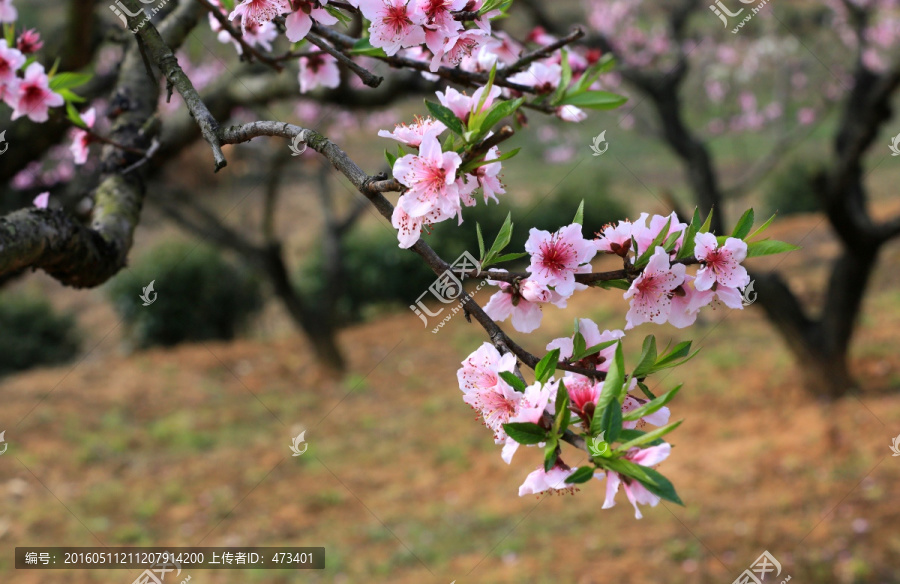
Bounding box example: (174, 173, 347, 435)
(107, 241, 262, 348)
(764, 159, 822, 216)
(0, 294, 81, 375)
(299, 180, 629, 322)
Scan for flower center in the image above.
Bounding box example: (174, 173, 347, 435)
(384, 4, 412, 34)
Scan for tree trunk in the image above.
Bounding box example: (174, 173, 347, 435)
(260, 244, 346, 372)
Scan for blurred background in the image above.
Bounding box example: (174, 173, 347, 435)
(1, 0, 899, 582)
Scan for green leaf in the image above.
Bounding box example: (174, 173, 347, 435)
(460, 147, 521, 173)
(552, 380, 570, 436)
(731, 208, 754, 240)
(617, 428, 664, 447)
(572, 339, 617, 362)
(57, 88, 85, 103)
(482, 212, 514, 267)
(384, 149, 397, 168)
(499, 371, 527, 393)
(551, 48, 572, 106)
(534, 348, 561, 384)
(572, 332, 587, 361)
(349, 37, 388, 57)
(622, 384, 681, 422)
(425, 100, 465, 136)
(632, 335, 658, 379)
(572, 200, 584, 226)
(746, 213, 777, 242)
(479, 97, 523, 134)
(636, 380, 657, 400)
(493, 252, 528, 263)
(676, 207, 705, 260)
(49, 72, 93, 92)
(66, 102, 86, 128)
(502, 422, 548, 445)
(557, 90, 627, 110)
(746, 239, 801, 257)
(592, 342, 624, 436)
(476, 223, 485, 260)
(615, 420, 682, 452)
(633, 216, 672, 267)
(635, 466, 684, 505)
(543, 437, 559, 471)
(571, 54, 615, 95)
(593, 279, 631, 291)
(599, 399, 622, 443)
(565, 466, 596, 484)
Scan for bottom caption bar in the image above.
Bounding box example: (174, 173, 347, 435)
(15, 547, 325, 570)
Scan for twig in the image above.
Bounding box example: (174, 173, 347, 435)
(307, 33, 384, 88)
(194, 0, 284, 71)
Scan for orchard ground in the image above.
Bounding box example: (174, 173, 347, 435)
(3, 108, 900, 583)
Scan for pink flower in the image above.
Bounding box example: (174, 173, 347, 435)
(598, 443, 671, 518)
(391, 197, 454, 248)
(667, 275, 713, 329)
(483, 275, 552, 333)
(631, 212, 686, 257)
(623, 247, 686, 329)
(525, 223, 596, 297)
(508, 61, 561, 94)
(10, 63, 64, 123)
(472, 146, 505, 203)
(421, 0, 465, 56)
(0, 39, 25, 86)
(15, 29, 42, 54)
(285, 0, 338, 42)
(430, 28, 486, 71)
(563, 373, 602, 413)
(693, 232, 750, 291)
(33, 192, 49, 208)
(70, 107, 96, 165)
(234, 20, 278, 52)
(378, 116, 447, 147)
(229, 0, 290, 30)
(458, 342, 519, 440)
(436, 84, 500, 121)
(546, 318, 623, 372)
(393, 130, 462, 218)
(621, 380, 670, 429)
(298, 53, 341, 93)
(502, 379, 556, 463)
(556, 105, 586, 123)
(357, 0, 427, 56)
(595, 219, 633, 256)
(519, 464, 577, 496)
(0, 0, 16, 22)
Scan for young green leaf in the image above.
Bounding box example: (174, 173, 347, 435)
(593, 279, 631, 291)
(746, 239, 801, 257)
(731, 208, 754, 240)
(564, 466, 596, 484)
(384, 149, 397, 168)
(543, 437, 559, 471)
(622, 384, 682, 422)
(502, 422, 549, 445)
(476, 223, 485, 260)
(349, 37, 388, 57)
(634, 466, 684, 506)
(572, 332, 587, 361)
(551, 48, 572, 106)
(633, 216, 672, 267)
(675, 208, 703, 260)
(492, 252, 528, 263)
(425, 100, 465, 136)
(534, 348, 561, 384)
(746, 212, 777, 242)
(598, 399, 623, 444)
(615, 420, 682, 452)
(572, 200, 585, 226)
(632, 335, 658, 379)
(558, 90, 627, 110)
(617, 428, 664, 447)
(499, 371, 527, 393)
(479, 97, 524, 134)
(573, 339, 618, 362)
(49, 72, 93, 92)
